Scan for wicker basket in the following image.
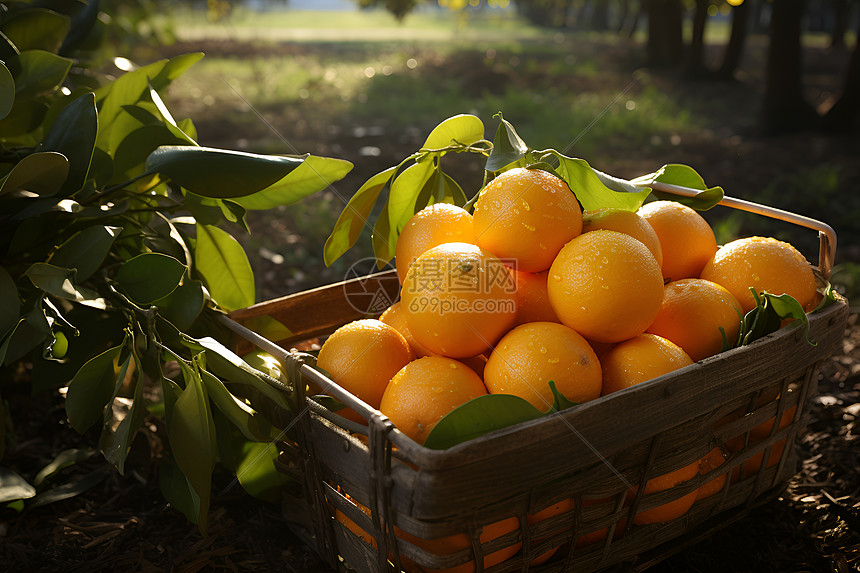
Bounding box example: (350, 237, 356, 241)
(223, 188, 849, 573)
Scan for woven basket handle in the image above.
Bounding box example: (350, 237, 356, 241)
(645, 180, 837, 280)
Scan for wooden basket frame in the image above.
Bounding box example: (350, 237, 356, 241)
(223, 185, 848, 573)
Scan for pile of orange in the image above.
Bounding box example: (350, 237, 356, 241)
(313, 166, 822, 569)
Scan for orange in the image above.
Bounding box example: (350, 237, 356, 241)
(637, 200, 717, 281)
(527, 498, 573, 565)
(646, 278, 744, 362)
(483, 322, 602, 412)
(379, 300, 435, 358)
(695, 447, 728, 501)
(547, 230, 664, 344)
(601, 333, 693, 396)
(699, 236, 818, 313)
(730, 439, 786, 482)
(749, 404, 797, 442)
(395, 203, 477, 284)
(401, 242, 517, 358)
(398, 517, 521, 573)
(582, 208, 663, 268)
(379, 356, 488, 445)
(316, 319, 414, 423)
(472, 167, 583, 272)
(333, 495, 375, 548)
(512, 269, 560, 325)
(633, 460, 699, 525)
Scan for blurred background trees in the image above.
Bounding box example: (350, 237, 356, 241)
(360, 0, 859, 133)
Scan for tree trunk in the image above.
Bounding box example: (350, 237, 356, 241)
(590, 0, 611, 30)
(617, 0, 631, 33)
(716, 0, 750, 79)
(647, 0, 684, 67)
(830, 0, 850, 49)
(762, 0, 819, 133)
(685, 0, 709, 76)
(822, 15, 860, 131)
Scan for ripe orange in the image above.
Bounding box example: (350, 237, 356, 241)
(695, 447, 728, 501)
(333, 495, 375, 548)
(379, 356, 488, 445)
(646, 278, 744, 362)
(637, 200, 717, 281)
(483, 322, 602, 412)
(401, 242, 517, 358)
(730, 439, 786, 482)
(582, 208, 663, 268)
(379, 300, 435, 358)
(699, 236, 818, 313)
(749, 404, 797, 443)
(316, 319, 414, 423)
(472, 167, 583, 272)
(398, 517, 521, 573)
(395, 203, 477, 284)
(527, 498, 573, 565)
(601, 333, 694, 396)
(633, 460, 699, 525)
(547, 230, 664, 344)
(512, 269, 560, 325)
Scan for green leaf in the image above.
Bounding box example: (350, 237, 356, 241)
(543, 152, 651, 212)
(423, 394, 544, 450)
(422, 114, 485, 150)
(195, 224, 255, 311)
(0, 265, 20, 339)
(116, 253, 186, 305)
(38, 92, 98, 197)
(323, 166, 396, 266)
(2, 301, 52, 365)
(153, 279, 204, 331)
(0, 97, 48, 138)
(199, 368, 275, 442)
(388, 160, 435, 234)
(158, 460, 202, 526)
(763, 292, 813, 344)
(96, 54, 204, 152)
(183, 336, 291, 411)
(632, 164, 724, 210)
(100, 352, 145, 474)
(0, 151, 70, 197)
(33, 448, 97, 486)
(112, 125, 189, 180)
(167, 355, 216, 534)
(64, 343, 125, 433)
(145, 146, 304, 199)
(233, 156, 353, 210)
(0, 467, 36, 503)
(30, 466, 110, 508)
(12, 49, 72, 97)
(233, 441, 290, 503)
(24, 263, 106, 307)
(49, 225, 122, 282)
(0, 8, 70, 53)
(486, 113, 530, 172)
(0, 62, 13, 120)
(371, 203, 395, 267)
(548, 379, 580, 412)
(147, 78, 196, 145)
